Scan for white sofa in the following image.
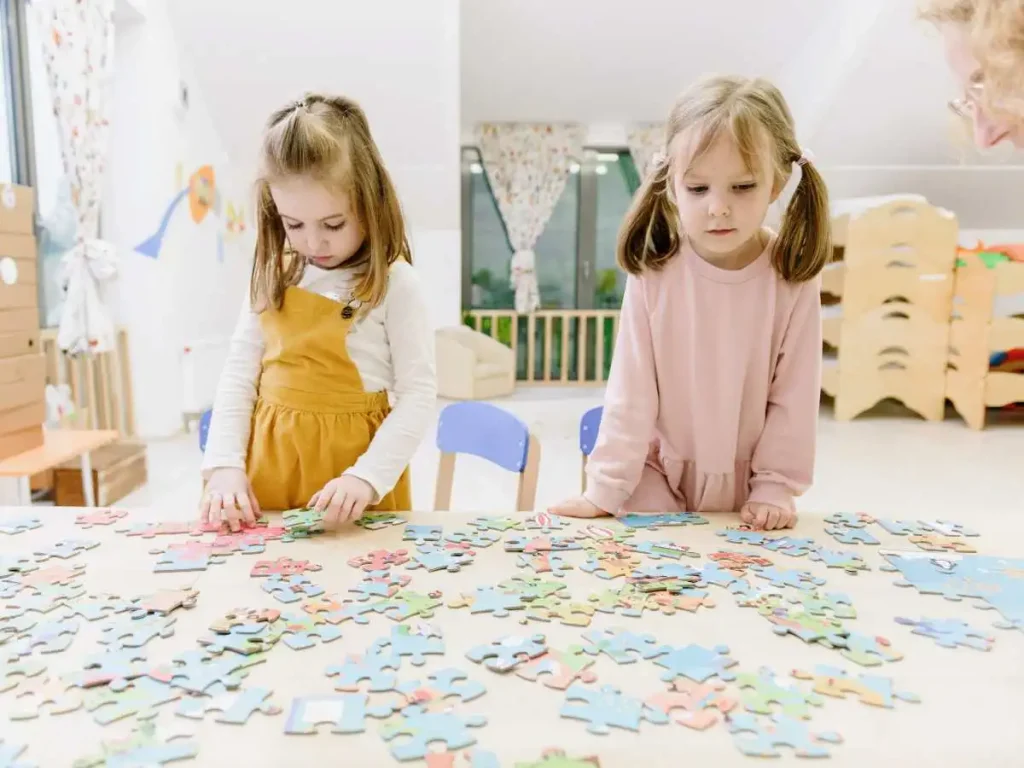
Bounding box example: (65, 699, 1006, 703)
(435, 326, 516, 400)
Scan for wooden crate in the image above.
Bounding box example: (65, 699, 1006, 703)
(54, 440, 148, 507)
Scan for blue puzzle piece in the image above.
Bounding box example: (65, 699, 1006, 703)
(792, 664, 920, 708)
(699, 563, 743, 589)
(824, 525, 879, 546)
(629, 540, 697, 560)
(448, 587, 526, 618)
(727, 712, 843, 758)
(406, 544, 475, 573)
(716, 530, 768, 546)
(326, 649, 401, 692)
(762, 537, 818, 557)
(445, 530, 502, 548)
(653, 643, 738, 683)
(619, 512, 708, 530)
(0, 739, 32, 768)
(403, 524, 442, 545)
(823, 512, 872, 528)
(380, 704, 488, 760)
(875, 519, 927, 536)
(284, 693, 394, 734)
(809, 548, 869, 574)
(750, 565, 825, 591)
(466, 633, 547, 672)
(524, 513, 572, 531)
(560, 683, 669, 735)
(581, 627, 669, 665)
(396, 667, 486, 707)
(373, 622, 445, 665)
(0, 516, 41, 536)
(260, 574, 324, 604)
(894, 616, 995, 651)
(631, 563, 701, 581)
(467, 516, 522, 532)
(917, 520, 979, 538)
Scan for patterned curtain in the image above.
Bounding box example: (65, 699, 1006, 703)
(35, 0, 118, 355)
(626, 122, 667, 183)
(476, 123, 584, 313)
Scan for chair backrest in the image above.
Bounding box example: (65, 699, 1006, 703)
(433, 401, 541, 512)
(579, 405, 603, 490)
(198, 409, 212, 454)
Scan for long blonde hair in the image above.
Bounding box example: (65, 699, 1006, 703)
(250, 93, 411, 313)
(919, 0, 1024, 119)
(618, 75, 831, 283)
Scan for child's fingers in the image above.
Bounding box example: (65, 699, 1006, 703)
(323, 489, 347, 529)
(237, 493, 257, 527)
(199, 493, 212, 525)
(338, 493, 358, 524)
(765, 507, 782, 530)
(248, 486, 263, 519)
(208, 492, 224, 526)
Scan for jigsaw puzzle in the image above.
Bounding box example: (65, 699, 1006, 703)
(326, 649, 402, 692)
(373, 622, 445, 665)
(581, 627, 668, 664)
(0, 659, 46, 693)
(513, 748, 600, 768)
(734, 666, 823, 719)
(395, 667, 486, 711)
(446, 530, 502, 548)
(124, 588, 199, 619)
(894, 616, 995, 650)
(791, 664, 920, 708)
(517, 551, 573, 577)
(261, 574, 325, 604)
(407, 544, 475, 573)
(277, 611, 345, 650)
(467, 516, 522, 532)
(466, 633, 548, 672)
(515, 646, 597, 690)
(74, 509, 128, 529)
(63, 648, 149, 689)
(355, 512, 405, 531)
(9, 675, 84, 719)
(653, 643, 738, 684)
(403, 524, 443, 545)
(618, 512, 708, 529)
(644, 679, 737, 731)
(560, 683, 669, 735)
(73, 721, 199, 768)
(380, 704, 488, 761)
(907, 534, 977, 554)
(250, 557, 322, 577)
(348, 548, 410, 572)
(726, 712, 843, 758)
(148, 649, 267, 694)
(284, 693, 394, 734)
(83, 676, 183, 725)
(99, 615, 176, 649)
(0, 515, 41, 535)
(808, 548, 870, 575)
(823, 524, 880, 546)
(524, 512, 571, 532)
(176, 684, 282, 723)
(0, 740, 31, 768)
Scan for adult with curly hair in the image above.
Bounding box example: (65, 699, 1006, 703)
(920, 0, 1024, 148)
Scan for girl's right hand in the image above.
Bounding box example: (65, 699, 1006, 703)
(200, 468, 262, 532)
(548, 496, 610, 519)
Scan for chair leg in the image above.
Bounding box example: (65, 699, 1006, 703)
(516, 432, 542, 512)
(434, 453, 456, 511)
(581, 454, 588, 494)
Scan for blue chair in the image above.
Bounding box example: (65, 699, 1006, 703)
(578, 405, 603, 490)
(198, 409, 213, 453)
(434, 401, 541, 511)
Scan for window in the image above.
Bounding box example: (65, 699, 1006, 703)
(0, 0, 18, 183)
(592, 150, 637, 309)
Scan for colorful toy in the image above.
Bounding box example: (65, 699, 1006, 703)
(380, 704, 488, 761)
(726, 712, 843, 758)
(734, 666, 823, 719)
(176, 684, 282, 723)
(791, 665, 920, 708)
(653, 643, 738, 684)
(515, 646, 597, 690)
(581, 627, 668, 665)
(466, 633, 547, 672)
(894, 616, 995, 650)
(284, 693, 394, 734)
(326, 649, 401, 692)
(644, 679, 737, 730)
(560, 683, 669, 735)
(260, 574, 324, 604)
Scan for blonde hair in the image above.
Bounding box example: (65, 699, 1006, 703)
(618, 75, 831, 283)
(919, 0, 1024, 118)
(251, 93, 411, 313)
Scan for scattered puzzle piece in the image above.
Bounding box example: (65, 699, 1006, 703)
(348, 548, 410, 572)
(83, 676, 183, 725)
(653, 643, 738, 684)
(374, 590, 444, 622)
(395, 667, 486, 711)
(348, 571, 411, 602)
(0, 554, 36, 578)
(823, 524, 879, 546)
(0, 739, 32, 768)
(380, 704, 488, 761)
(560, 683, 669, 735)
(124, 588, 199, 620)
(448, 587, 526, 618)
(148, 649, 267, 694)
(67, 592, 127, 622)
(74, 509, 128, 529)
(894, 616, 995, 651)
(4, 617, 79, 660)
(823, 512, 874, 528)
(644, 679, 737, 731)
(627, 540, 699, 561)
(468, 516, 522, 532)
(513, 748, 600, 768)
(63, 648, 149, 689)
(407, 544, 475, 573)
(446, 530, 502, 548)
(72, 721, 198, 768)
(467, 633, 548, 672)
(0, 659, 46, 693)
(734, 666, 823, 720)
(355, 512, 405, 531)
(791, 664, 921, 708)
(9, 675, 84, 719)
(750, 565, 825, 591)
(917, 520, 979, 538)
(278, 611, 344, 650)
(517, 551, 573, 577)
(515, 646, 597, 690)
(119, 521, 194, 538)
(326, 649, 401, 692)
(522, 595, 596, 627)
(726, 712, 843, 758)
(835, 632, 903, 667)
(99, 615, 176, 649)
(281, 507, 325, 537)
(505, 535, 582, 553)
(787, 591, 857, 620)
(908, 534, 977, 554)
(0, 515, 41, 535)
(373, 622, 445, 665)
(808, 548, 869, 575)
(261, 574, 325, 604)
(250, 557, 322, 577)
(618, 512, 708, 529)
(524, 512, 571, 531)
(176, 683, 282, 723)
(32, 538, 101, 562)
(285, 693, 394, 734)
(403, 524, 442, 545)
(580, 552, 641, 580)
(581, 627, 668, 665)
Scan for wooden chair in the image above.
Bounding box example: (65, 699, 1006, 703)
(578, 405, 603, 490)
(433, 402, 541, 512)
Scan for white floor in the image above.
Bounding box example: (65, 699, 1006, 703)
(117, 387, 1024, 524)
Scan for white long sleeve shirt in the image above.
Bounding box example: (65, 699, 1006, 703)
(200, 259, 437, 499)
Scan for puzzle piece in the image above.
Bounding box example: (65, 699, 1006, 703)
(808, 548, 869, 575)
(283, 693, 394, 734)
(124, 588, 199, 620)
(0, 515, 41, 535)
(407, 544, 475, 573)
(176, 683, 282, 723)
(327, 649, 401, 692)
(152, 546, 216, 573)
(278, 611, 344, 650)
(835, 632, 903, 667)
(0, 740, 32, 768)
(763, 537, 818, 558)
(63, 648, 148, 689)
(653, 643, 738, 684)
(373, 590, 444, 622)
(0, 554, 36, 578)
(517, 551, 574, 577)
(894, 616, 994, 650)
(917, 519, 979, 538)
(823, 524, 879, 546)
(380, 704, 488, 761)
(32, 538, 100, 562)
(499, 575, 569, 600)
(580, 552, 641, 580)
(726, 712, 842, 758)
(148, 649, 267, 694)
(581, 627, 668, 664)
(750, 565, 825, 591)
(4, 617, 79, 660)
(348, 548, 410, 572)
(348, 571, 411, 602)
(467, 633, 548, 672)
(618, 512, 708, 529)
(522, 595, 596, 627)
(744, 594, 850, 646)
(467, 516, 522, 532)
(823, 512, 874, 528)
(628, 540, 699, 561)
(395, 667, 487, 711)
(73, 720, 198, 768)
(574, 524, 634, 544)
(373, 621, 445, 665)
(261, 574, 324, 604)
(100, 615, 176, 649)
(515, 646, 597, 690)
(84, 676, 183, 724)
(716, 529, 772, 546)
(403, 524, 442, 545)
(505, 535, 582, 553)
(447, 587, 526, 618)
(908, 534, 977, 554)
(643, 588, 716, 615)
(787, 590, 857, 620)
(118, 521, 193, 538)
(67, 592, 128, 622)
(250, 557, 322, 577)
(0, 659, 46, 693)
(199, 620, 283, 656)
(734, 666, 823, 719)
(524, 512, 572, 531)
(74, 509, 128, 529)
(445, 530, 502, 548)
(11, 563, 85, 589)
(791, 664, 921, 708)
(513, 748, 600, 768)
(560, 683, 669, 735)
(281, 507, 325, 537)
(644, 678, 737, 731)
(355, 512, 405, 530)
(9, 675, 84, 719)
(3, 583, 86, 618)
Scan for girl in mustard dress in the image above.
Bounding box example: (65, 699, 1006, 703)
(199, 94, 436, 530)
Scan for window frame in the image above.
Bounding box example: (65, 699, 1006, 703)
(2, 0, 36, 187)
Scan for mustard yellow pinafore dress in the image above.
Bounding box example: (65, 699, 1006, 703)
(245, 286, 411, 512)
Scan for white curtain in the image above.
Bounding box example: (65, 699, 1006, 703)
(626, 122, 667, 182)
(476, 123, 584, 313)
(35, 0, 118, 355)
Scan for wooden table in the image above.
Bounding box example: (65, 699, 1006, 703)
(0, 429, 119, 506)
(0, 506, 1021, 767)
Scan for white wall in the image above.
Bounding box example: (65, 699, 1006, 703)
(104, 0, 253, 439)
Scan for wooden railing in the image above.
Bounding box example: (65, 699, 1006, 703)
(464, 309, 621, 384)
(40, 328, 136, 436)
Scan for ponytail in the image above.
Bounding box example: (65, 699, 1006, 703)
(774, 157, 832, 283)
(616, 160, 681, 275)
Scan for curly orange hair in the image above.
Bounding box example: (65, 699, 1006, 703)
(919, 0, 1024, 117)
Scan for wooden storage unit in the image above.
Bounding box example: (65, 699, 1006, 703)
(54, 440, 148, 507)
(824, 198, 959, 422)
(0, 184, 44, 461)
(947, 254, 1024, 429)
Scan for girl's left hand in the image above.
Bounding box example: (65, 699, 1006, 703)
(740, 501, 796, 530)
(310, 475, 375, 529)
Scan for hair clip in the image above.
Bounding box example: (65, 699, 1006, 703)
(796, 147, 816, 167)
(651, 150, 668, 169)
